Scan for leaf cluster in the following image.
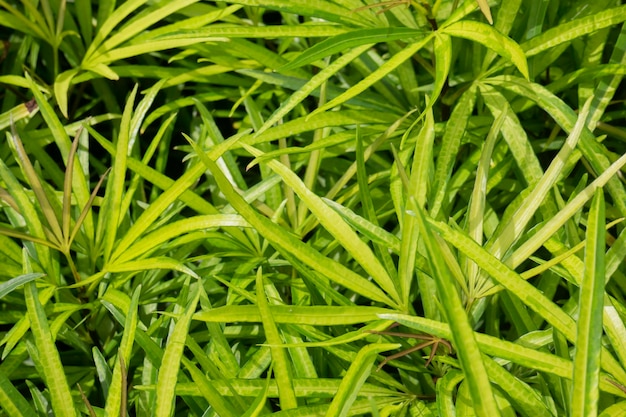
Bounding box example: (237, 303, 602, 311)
(1, 0, 626, 416)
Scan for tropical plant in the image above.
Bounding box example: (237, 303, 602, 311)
(1, 0, 626, 416)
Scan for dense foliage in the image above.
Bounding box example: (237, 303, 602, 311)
(1, 0, 626, 416)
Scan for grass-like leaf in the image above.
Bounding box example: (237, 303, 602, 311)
(411, 200, 501, 416)
(441, 20, 529, 79)
(572, 189, 606, 417)
(278, 27, 426, 71)
(155, 280, 200, 417)
(104, 285, 141, 417)
(325, 343, 399, 417)
(258, 44, 372, 135)
(0, 273, 45, 300)
(0, 369, 38, 417)
(255, 269, 297, 410)
(25, 280, 78, 417)
(522, 4, 626, 57)
(309, 36, 433, 117)
(195, 305, 395, 326)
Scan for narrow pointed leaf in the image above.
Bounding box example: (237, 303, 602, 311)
(155, 284, 200, 417)
(326, 343, 399, 417)
(256, 270, 297, 410)
(572, 190, 606, 417)
(104, 286, 141, 417)
(278, 28, 425, 71)
(25, 282, 78, 417)
(441, 20, 529, 79)
(411, 201, 501, 417)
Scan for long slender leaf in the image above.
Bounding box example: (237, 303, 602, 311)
(278, 28, 426, 71)
(155, 281, 200, 417)
(325, 343, 399, 417)
(0, 369, 38, 417)
(255, 269, 297, 410)
(442, 20, 529, 79)
(411, 200, 501, 417)
(0, 273, 45, 300)
(572, 189, 606, 417)
(25, 281, 78, 417)
(104, 286, 141, 417)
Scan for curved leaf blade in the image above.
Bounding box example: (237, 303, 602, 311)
(441, 20, 529, 79)
(278, 28, 425, 71)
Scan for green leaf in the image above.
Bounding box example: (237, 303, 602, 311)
(487, 75, 626, 219)
(115, 214, 249, 264)
(255, 269, 297, 410)
(195, 305, 395, 326)
(144, 378, 400, 399)
(8, 124, 64, 248)
(99, 0, 200, 53)
(106, 257, 200, 279)
(209, 0, 364, 26)
(378, 312, 623, 395)
(153, 24, 347, 46)
(155, 281, 200, 417)
(0, 5, 47, 39)
(0, 99, 39, 131)
(258, 43, 373, 135)
(25, 282, 78, 417)
(278, 28, 425, 71)
(325, 343, 400, 417)
(465, 108, 507, 293)
(485, 96, 592, 266)
(86, 125, 220, 216)
(572, 189, 606, 417)
(431, 85, 477, 218)
(441, 20, 529, 79)
(437, 370, 465, 416)
(0, 273, 45, 300)
(398, 107, 436, 309)
(508, 151, 626, 273)
(426, 33, 452, 117)
(54, 69, 80, 118)
(310, 35, 434, 116)
(240, 370, 272, 417)
(100, 84, 138, 261)
(321, 198, 401, 254)
(84, 63, 120, 80)
(480, 355, 552, 417)
(599, 401, 626, 417)
(475, 0, 493, 24)
(84, 0, 150, 61)
(522, 4, 626, 57)
(0, 370, 38, 417)
(104, 286, 141, 417)
(181, 356, 239, 417)
(411, 201, 501, 417)
(586, 22, 626, 130)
